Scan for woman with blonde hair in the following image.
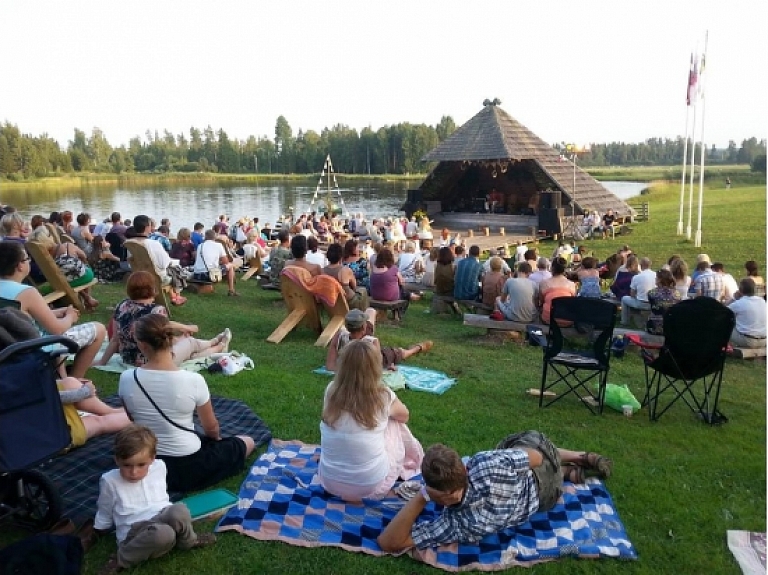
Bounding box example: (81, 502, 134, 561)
(319, 339, 423, 501)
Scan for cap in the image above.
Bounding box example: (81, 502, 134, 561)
(697, 253, 712, 264)
(345, 309, 367, 331)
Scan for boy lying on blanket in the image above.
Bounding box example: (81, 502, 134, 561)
(326, 308, 433, 371)
(378, 430, 612, 552)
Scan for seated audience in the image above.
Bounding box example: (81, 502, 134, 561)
(600, 209, 616, 238)
(285, 235, 321, 277)
(576, 257, 602, 298)
(369, 247, 416, 308)
(421, 247, 439, 288)
(453, 245, 483, 301)
(305, 236, 327, 267)
(610, 255, 639, 300)
(397, 241, 425, 285)
(728, 278, 767, 348)
(191, 222, 205, 249)
(49, 239, 100, 310)
(378, 431, 611, 551)
(71, 212, 94, 254)
(528, 257, 551, 286)
(323, 243, 368, 311)
(97, 271, 231, 368)
(0, 241, 107, 379)
(432, 247, 457, 314)
(495, 262, 538, 323)
(620, 257, 656, 326)
(170, 227, 196, 268)
(88, 235, 125, 283)
(342, 239, 370, 291)
(193, 229, 239, 296)
(57, 376, 131, 447)
(693, 257, 724, 300)
(742, 260, 766, 298)
(130, 215, 186, 306)
(481, 256, 506, 307)
(646, 269, 681, 335)
(482, 249, 511, 276)
(319, 339, 424, 502)
(118, 314, 255, 493)
(268, 230, 292, 287)
(539, 257, 576, 325)
(711, 262, 739, 304)
(669, 257, 691, 300)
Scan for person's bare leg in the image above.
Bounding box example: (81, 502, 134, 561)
(400, 341, 433, 360)
(238, 435, 256, 457)
(59, 377, 124, 416)
(227, 266, 238, 293)
(70, 323, 107, 379)
(81, 412, 131, 439)
(558, 448, 612, 478)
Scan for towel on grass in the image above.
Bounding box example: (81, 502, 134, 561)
(313, 365, 457, 395)
(727, 531, 767, 575)
(41, 395, 272, 524)
(217, 440, 637, 571)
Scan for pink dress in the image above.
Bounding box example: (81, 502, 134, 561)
(369, 265, 400, 301)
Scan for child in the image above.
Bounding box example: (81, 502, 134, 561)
(88, 235, 125, 283)
(94, 425, 216, 574)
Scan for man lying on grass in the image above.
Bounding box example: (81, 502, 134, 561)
(377, 430, 612, 552)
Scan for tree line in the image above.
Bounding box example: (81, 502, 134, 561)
(0, 117, 765, 180)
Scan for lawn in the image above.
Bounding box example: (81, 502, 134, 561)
(3, 180, 766, 575)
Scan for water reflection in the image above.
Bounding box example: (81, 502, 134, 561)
(2, 179, 644, 228)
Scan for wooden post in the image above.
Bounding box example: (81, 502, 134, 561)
(468, 229, 474, 237)
(499, 227, 505, 236)
(483, 226, 490, 236)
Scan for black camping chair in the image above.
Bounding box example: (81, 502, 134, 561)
(539, 297, 617, 414)
(642, 298, 734, 423)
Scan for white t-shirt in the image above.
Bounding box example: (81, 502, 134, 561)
(306, 250, 327, 267)
(193, 240, 226, 274)
(118, 368, 210, 457)
(319, 383, 394, 489)
(720, 273, 739, 303)
(515, 245, 527, 263)
(729, 296, 767, 337)
(483, 258, 511, 276)
(138, 237, 171, 276)
(630, 269, 657, 302)
(94, 459, 171, 543)
(529, 270, 552, 285)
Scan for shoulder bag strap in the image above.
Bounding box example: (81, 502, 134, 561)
(132, 370, 197, 435)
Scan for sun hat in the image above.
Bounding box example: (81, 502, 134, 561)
(697, 253, 712, 264)
(345, 309, 367, 331)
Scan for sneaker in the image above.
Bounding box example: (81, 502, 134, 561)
(221, 328, 232, 353)
(192, 533, 217, 548)
(415, 341, 433, 353)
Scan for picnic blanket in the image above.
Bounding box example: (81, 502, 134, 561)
(41, 395, 272, 524)
(728, 531, 767, 575)
(90, 342, 248, 374)
(282, 265, 344, 307)
(217, 440, 637, 571)
(313, 365, 457, 395)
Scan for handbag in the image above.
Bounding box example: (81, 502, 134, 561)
(132, 370, 206, 439)
(198, 251, 223, 283)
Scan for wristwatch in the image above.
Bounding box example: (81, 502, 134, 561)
(420, 486, 431, 502)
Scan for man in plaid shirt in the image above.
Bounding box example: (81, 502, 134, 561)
(378, 431, 612, 551)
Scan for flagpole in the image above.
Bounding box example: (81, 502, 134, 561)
(695, 33, 709, 248)
(686, 96, 698, 240)
(677, 106, 691, 235)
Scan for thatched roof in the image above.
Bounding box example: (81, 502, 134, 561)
(420, 104, 634, 217)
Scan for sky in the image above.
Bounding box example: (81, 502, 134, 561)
(1, 0, 766, 150)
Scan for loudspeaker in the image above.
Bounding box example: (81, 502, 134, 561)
(407, 189, 422, 204)
(538, 208, 564, 235)
(539, 191, 562, 210)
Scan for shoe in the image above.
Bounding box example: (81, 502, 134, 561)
(98, 554, 122, 575)
(220, 328, 232, 353)
(580, 452, 613, 479)
(171, 296, 187, 306)
(228, 290, 241, 297)
(191, 533, 217, 549)
(562, 464, 586, 484)
(415, 341, 433, 353)
(48, 517, 76, 536)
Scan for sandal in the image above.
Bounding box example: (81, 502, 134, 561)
(580, 452, 613, 479)
(561, 464, 585, 484)
(415, 341, 433, 353)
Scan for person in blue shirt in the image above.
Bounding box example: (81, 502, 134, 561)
(453, 245, 483, 301)
(191, 222, 205, 249)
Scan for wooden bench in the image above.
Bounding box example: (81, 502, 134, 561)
(462, 313, 666, 345)
(458, 299, 493, 314)
(727, 347, 767, 360)
(26, 241, 98, 312)
(370, 299, 408, 322)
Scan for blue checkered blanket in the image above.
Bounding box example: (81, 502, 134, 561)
(313, 365, 457, 395)
(217, 440, 637, 571)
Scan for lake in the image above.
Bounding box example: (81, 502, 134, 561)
(1, 179, 646, 230)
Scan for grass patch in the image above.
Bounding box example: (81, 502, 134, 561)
(1, 183, 765, 575)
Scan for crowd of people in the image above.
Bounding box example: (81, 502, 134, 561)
(0, 201, 765, 573)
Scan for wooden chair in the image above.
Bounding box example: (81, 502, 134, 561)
(315, 288, 350, 348)
(123, 239, 173, 314)
(241, 250, 263, 281)
(266, 269, 322, 344)
(25, 241, 97, 312)
(43, 223, 62, 244)
(215, 238, 242, 271)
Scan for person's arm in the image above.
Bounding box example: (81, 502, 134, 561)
(19, 289, 78, 335)
(196, 400, 221, 440)
(94, 332, 120, 366)
(377, 492, 426, 552)
(518, 448, 543, 468)
(389, 396, 409, 423)
(167, 321, 198, 335)
(93, 476, 116, 533)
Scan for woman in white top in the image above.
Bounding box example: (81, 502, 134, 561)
(319, 339, 423, 501)
(118, 314, 255, 493)
(397, 241, 424, 285)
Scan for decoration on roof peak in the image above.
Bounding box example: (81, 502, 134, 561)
(483, 98, 502, 107)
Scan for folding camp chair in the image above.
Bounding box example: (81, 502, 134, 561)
(539, 297, 617, 414)
(642, 298, 734, 423)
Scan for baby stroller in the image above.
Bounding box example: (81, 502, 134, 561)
(0, 335, 78, 531)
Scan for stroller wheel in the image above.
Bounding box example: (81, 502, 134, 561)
(6, 469, 63, 531)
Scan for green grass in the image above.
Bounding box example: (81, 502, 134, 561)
(2, 182, 766, 575)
